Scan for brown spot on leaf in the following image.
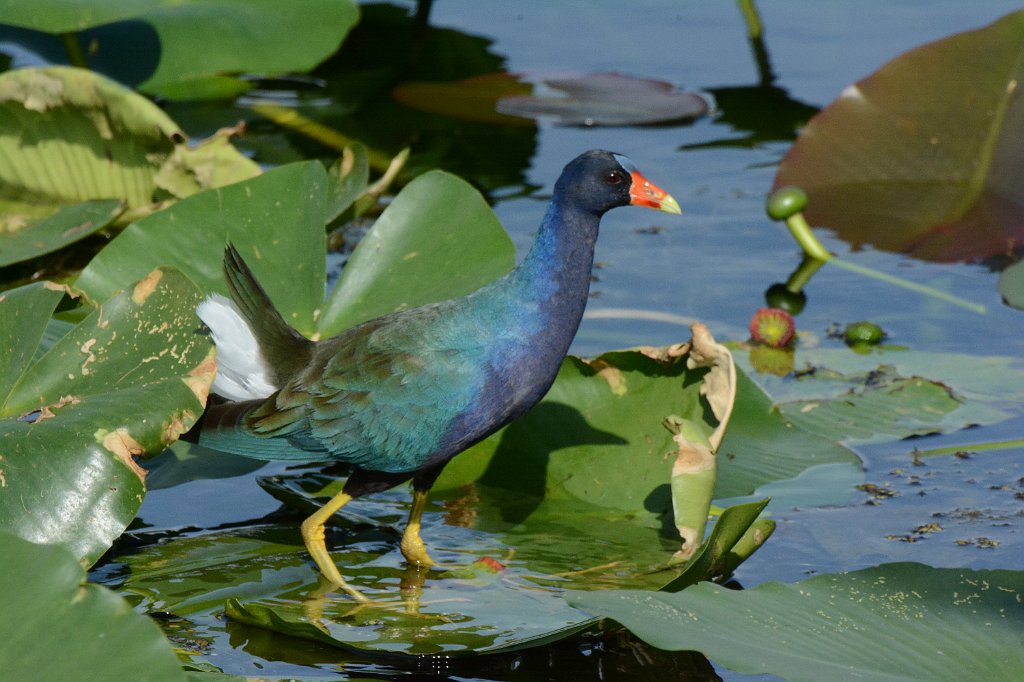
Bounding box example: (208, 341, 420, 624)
(671, 440, 715, 476)
(163, 409, 196, 442)
(585, 358, 627, 395)
(99, 428, 147, 482)
(131, 269, 163, 304)
(42, 280, 78, 298)
(637, 341, 690, 363)
(80, 338, 97, 375)
(184, 348, 217, 405)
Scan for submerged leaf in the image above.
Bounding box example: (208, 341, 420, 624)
(736, 347, 1024, 444)
(392, 72, 535, 126)
(497, 72, 710, 126)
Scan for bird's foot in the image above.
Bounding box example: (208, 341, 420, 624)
(300, 507, 371, 603)
(399, 521, 437, 568)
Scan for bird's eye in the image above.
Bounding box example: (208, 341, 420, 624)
(605, 170, 626, 185)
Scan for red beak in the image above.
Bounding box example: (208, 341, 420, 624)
(629, 171, 682, 214)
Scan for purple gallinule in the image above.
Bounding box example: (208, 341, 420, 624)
(196, 150, 680, 599)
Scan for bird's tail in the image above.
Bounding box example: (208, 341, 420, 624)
(196, 244, 313, 401)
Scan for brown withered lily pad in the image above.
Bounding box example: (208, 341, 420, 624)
(774, 10, 1024, 262)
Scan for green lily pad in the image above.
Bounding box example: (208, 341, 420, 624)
(0, 199, 123, 267)
(568, 563, 1024, 681)
(0, 0, 360, 99)
(714, 369, 859, 500)
(0, 531, 186, 682)
(0, 268, 214, 564)
(773, 10, 1024, 262)
(75, 161, 328, 333)
(319, 169, 515, 336)
(77, 162, 517, 340)
(0, 66, 182, 211)
(0, 66, 259, 261)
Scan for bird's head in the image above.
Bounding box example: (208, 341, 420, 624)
(556, 150, 682, 217)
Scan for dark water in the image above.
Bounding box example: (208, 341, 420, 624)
(115, 1, 1022, 679)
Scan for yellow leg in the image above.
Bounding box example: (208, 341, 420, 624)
(399, 486, 436, 567)
(299, 490, 369, 602)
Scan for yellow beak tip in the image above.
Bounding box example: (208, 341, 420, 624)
(660, 195, 683, 215)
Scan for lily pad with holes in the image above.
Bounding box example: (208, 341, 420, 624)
(0, 268, 214, 564)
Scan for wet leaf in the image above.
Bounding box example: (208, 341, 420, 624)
(0, 268, 213, 563)
(0, 0, 359, 99)
(736, 347, 1024, 444)
(0, 200, 123, 267)
(568, 563, 1024, 681)
(496, 72, 710, 126)
(773, 11, 1024, 262)
(0, 531, 186, 682)
(715, 369, 860, 501)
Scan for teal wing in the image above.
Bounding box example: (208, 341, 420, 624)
(243, 301, 494, 472)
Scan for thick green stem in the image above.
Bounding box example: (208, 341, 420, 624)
(784, 212, 985, 314)
(59, 33, 89, 69)
(785, 253, 826, 292)
(737, 0, 763, 40)
(784, 213, 832, 261)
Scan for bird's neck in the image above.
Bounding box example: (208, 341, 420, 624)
(506, 198, 600, 347)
